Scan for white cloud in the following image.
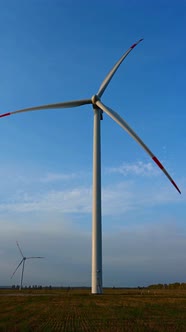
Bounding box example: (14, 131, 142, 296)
(106, 161, 160, 176)
(0, 177, 184, 217)
(39, 172, 78, 183)
(0, 187, 92, 214)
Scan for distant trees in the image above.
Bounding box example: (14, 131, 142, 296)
(11, 282, 186, 290)
(11, 284, 44, 290)
(11, 285, 19, 289)
(147, 282, 186, 289)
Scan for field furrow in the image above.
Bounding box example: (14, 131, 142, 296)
(0, 288, 186, 331)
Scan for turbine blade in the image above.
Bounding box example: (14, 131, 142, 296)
(11, 259, 24, 279)
(0, 99, 92, 118)
(16, 241, 24, 258)
(97, 38, 143, 98)
(96, 100, 181, 194)
(26, 256, 44, 259)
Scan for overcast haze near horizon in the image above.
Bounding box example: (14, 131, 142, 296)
(0, 0, 185, 288)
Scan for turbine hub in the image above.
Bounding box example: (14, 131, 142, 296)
(91, 95, 99, 105)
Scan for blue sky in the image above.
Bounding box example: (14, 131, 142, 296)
(0, 0, 185, 287)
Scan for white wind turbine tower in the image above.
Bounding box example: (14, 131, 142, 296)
(1, 39, 180, 294)
(11, 241, 44, 290)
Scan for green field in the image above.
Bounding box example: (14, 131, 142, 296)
(0, 288, 186, 331)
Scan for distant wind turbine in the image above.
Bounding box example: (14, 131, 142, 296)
(11, 241, 44, 290)
(1, 39, 180, 294)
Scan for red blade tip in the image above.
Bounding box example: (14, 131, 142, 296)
(152, 156, 163, 169)
(153, 156, 181, 194)
(131, 38, 143, 49)
(171, 180, 181, 194)
(131, 43, 137, 49)
(0, 112, 11, 118)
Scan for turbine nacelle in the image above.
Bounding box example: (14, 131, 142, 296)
(91, 95, 100, 105)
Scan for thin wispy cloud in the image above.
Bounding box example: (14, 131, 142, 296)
(0, 177, 184, 216)
(0, 187, 92, 214)
(106, 161, 160, 177)
(39, 172, 79, 183)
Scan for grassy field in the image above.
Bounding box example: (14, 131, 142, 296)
(0, 288, 186, 331)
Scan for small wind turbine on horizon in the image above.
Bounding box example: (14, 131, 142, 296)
(11, 241, 44, 290)
(1, 39, 180, 294)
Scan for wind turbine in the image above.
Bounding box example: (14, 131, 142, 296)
(1, 39, 180, 294)
(11, 241, 44, 290)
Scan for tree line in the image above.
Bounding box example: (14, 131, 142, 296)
(147, 282, 186, 289)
